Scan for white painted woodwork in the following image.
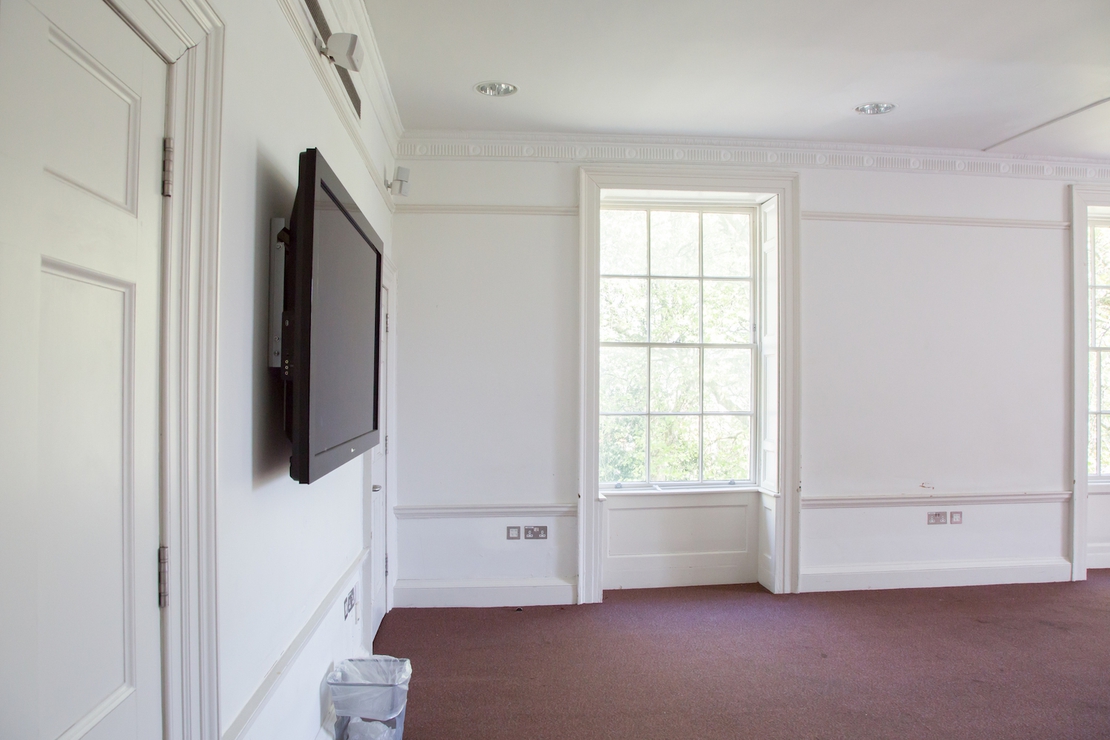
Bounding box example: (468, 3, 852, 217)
(0, 0, 166, 738)
(365, 282, 389, 640)
(396, 131, 1110, 184)
(1071, 187, 1110, 580)
(602, 491, 759, 590)
(758, 198, 780, 494)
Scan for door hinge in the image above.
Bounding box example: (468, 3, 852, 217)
(384, 554, 388, 578)
(158, 545, 169, 608)
(384, 434, 388, 454)
(385, 313, 389, 333)
(161, 137, 174, 197)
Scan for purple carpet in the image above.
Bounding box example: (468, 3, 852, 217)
(373, 572, 1110, 739)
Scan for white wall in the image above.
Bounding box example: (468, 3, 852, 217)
(211, 0, 395, 736)
(392, 151, 1091, 602)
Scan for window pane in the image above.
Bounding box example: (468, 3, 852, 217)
(600, 416, 646, 483)
(704, 348, 752, 412)
(1092, 414, 1100, 476)
(1101, 352, 1110, 413)
(650, 415, 699, 481)
(1101, 415, 1110, 478)
(1092, 351, 1099, 412)
(601, 210, 647, 275)
(650, 211, 699, 276)
(703, 415, 750, 481)
(600, 347, 648, 413)
(650, 347, 700, 413)
(703, 213, 750, 277)
(1096, 289, 1110, 348)
(651, 279, 700, 343)
(601, 278, 648, 342)
(1095, 226, 1110, 287)
(703, 280, 751, 344)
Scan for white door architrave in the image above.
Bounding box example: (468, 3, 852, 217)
(102, 2, 225, 739)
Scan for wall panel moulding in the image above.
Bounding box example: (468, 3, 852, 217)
(398, 132, 1110, 182)
(800, 491, 1072, 509)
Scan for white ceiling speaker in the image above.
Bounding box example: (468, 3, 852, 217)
(322, 33, 363, 72)
(388, 166, 410, 197)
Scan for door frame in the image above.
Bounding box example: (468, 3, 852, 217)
(103, 2, 224, 739)
(382, 256, 399, 615)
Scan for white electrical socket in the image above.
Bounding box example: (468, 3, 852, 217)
(927, 511, 947, 525)
(950, 511, 963, 524)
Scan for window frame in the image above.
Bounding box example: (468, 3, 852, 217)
(597, 201, 762, 491)
(1089, 217, 1110, 479)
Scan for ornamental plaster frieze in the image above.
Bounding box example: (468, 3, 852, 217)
(398, 130, 1110, 182)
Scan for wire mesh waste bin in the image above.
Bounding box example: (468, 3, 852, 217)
(327, 656, 412, 740)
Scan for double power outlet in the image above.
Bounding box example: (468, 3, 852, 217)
(927, 511, 963, 525)
(506, 525, 547, 540)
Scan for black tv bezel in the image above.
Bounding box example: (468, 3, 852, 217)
(284, 148, 383, 484)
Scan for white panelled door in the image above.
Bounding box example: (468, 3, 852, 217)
(0, 0, 166, 738)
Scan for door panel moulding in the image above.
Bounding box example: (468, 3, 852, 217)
(102, 2, 224, 739)
(398, 131, 1110, 182)
(578, 165, 801, 602)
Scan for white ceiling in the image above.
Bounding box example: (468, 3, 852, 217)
(363, 0, 1110, 158)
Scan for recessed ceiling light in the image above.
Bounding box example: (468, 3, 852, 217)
(855, 102, 896, 115)
(475, 81, 518, 97)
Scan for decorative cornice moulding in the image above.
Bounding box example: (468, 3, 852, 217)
(398, 130, 1110, 182)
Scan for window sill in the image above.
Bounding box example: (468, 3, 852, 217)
(1088, 480, 1110, 495)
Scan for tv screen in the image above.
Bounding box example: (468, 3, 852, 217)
(282, 149, 382, 484)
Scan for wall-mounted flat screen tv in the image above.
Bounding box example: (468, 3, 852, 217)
(280, 148, 382, 484)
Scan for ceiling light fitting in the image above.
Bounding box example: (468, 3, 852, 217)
(855, 102, 895, 115)
(475, 81, 518, 97)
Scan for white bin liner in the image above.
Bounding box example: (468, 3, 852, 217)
(328, 656, 412, 740)
(346, 719, 395, 740)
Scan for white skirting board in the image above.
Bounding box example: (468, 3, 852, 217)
(1088, 543, 1110, 569)
(601, 563, 755, 591)
(798, 557, 1072, 592)
(393, 577, 577, 608)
